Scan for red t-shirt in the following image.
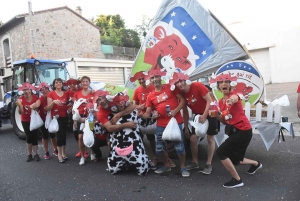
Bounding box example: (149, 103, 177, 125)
(297, 84, 300, 93)
(181, 82, 209, 114)
(97, 106, 112, 125)
(47, 91, 69, 117)
(73, 90, 94, 116)
(133, 85, 154, 106)
(18, 95, 39, 122)
(219, 92, 252, 130)
(38, 96, 47, 121)
(146, 84, 183, 127)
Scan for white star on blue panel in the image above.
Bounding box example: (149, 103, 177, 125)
(201, 50, 206, 56)
(171, 11, 176, 17)
(181, 22, 186, 26)
(192, 35, 197, 40)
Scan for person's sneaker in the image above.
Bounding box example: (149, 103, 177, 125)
(93, 158, 100, 163)
(148, 160, 157, 170)
(223, 178, 244, 188)
(155, 166, 171, 174)
(79, 157, 85, 166)
(75, 151, 81, 158)
(34, 154, 41, 162)
(181, 167, 190, 177)
(168, 158, 176, 168)
(199, 164, 212, 175)
(186, 162, 199, 170)
(246, 161, 262, 174)
(90, 153, 96, 161)
(26, 154, 33, 162)
(84, 152, 89, 158)
(53, 150, 58, 157)
(44, 152, 50, 160)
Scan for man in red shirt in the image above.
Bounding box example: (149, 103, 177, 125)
(139, 69, 190, 177)
(131, 71, 159, 167)
(175, 73, 219, 175)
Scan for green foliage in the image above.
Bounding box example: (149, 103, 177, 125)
(0, 20, 3, 26)
(134, 15, 153, 43)
(94, 14, 140, 48)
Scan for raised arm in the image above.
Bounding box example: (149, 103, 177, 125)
(103, 120, 137, 133)
(110, 103, 136, 124)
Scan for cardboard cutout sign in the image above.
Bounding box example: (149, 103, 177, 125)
(212, 60, 264, 106)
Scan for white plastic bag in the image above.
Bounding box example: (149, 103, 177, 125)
(189, 115, 208, 138)
(162, 117, 182, 141)
(83, 119, 94, 147)
(48, 116, 59, 133)
(72, 98, 86, 121)
(30, 110, 44, 131)
(45, 111, 52, 129)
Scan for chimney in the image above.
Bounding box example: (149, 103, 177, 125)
(75, 6, 82, 16)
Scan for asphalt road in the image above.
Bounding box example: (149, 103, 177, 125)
(0, 82, 299, 201)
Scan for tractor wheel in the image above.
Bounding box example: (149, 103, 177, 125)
(11, 102, 26, 140)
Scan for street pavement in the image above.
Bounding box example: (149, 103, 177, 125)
(0, 82, 299, 201)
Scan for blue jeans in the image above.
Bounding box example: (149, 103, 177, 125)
(155, 124, 185, 156)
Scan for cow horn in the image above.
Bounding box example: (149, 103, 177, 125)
(187, 53, 199, 60)
(166, 20, 174, 36)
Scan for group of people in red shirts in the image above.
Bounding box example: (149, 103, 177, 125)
(16, 69, 262, 188)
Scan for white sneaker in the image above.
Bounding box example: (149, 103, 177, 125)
(79, 157, 85, 166)
(90, 153, 96, 161)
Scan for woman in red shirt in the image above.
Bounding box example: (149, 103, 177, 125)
(73, 76, 94, 166)
(16, 83, 40, 162)
(46, 78, 70, 163)
(30, 82, 58, 159)
(212, 74, 262, 188)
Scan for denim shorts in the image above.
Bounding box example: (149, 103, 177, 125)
(155, 124, 185, 155)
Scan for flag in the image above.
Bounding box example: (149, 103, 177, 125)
(125, 0, 248, 88)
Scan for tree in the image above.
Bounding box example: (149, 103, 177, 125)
(94, 14, 140, 48)
(0, 20, 3, 26)
(122, 29, 141, 49)
(134, 15, 153, 43)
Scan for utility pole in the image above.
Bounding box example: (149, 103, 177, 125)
(28, 0, 35, 54)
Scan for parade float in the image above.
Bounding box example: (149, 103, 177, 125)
(124, 0, 294, 150)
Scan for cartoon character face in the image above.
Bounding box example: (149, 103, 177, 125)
(186, 95, 197, 106)
(144, 20, 199, 72)
(156, 92, 168, 103)
(231, 82, 253, 101)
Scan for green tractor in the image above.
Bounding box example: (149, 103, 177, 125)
(0, 58, 68, 139)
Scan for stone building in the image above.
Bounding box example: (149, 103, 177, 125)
(0, 6, 104, 71)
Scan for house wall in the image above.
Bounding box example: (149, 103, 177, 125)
(28, 9, 104, 59)
(229, 23, 300, 83)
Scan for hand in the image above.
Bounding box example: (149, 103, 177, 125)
(127, 121, 137, 129)
(199, 115, 207, 124)
(184, 127, 190, 139)
(226, 98, 234, 106)
(168, 110, 176, 117)
(16, 100, 22, 107)
(53, 100, 62, 106)
(111, 113, 120, 125)
(152, 111, 160, 119)
(137, 103, 146, 111)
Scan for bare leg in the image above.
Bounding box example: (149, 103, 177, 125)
(159, 151, 170, 168)
(240, 158, 258, 166)
(57, 146, 63, 161)
(50, 137, 58, 152)
(178, 153, 186, 169)
(206, 135, 215, 165)
(61, 145, 66, 157)
(220, 158, 240, 180)
(190, 135, 198, 164)
(32, 145, 38, 155)
(42, 139, 48, 153)
(26, 143, 32, 155)
(78, 134, 85, 156)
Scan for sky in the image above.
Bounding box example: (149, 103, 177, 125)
(1, 0, 300, 30)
